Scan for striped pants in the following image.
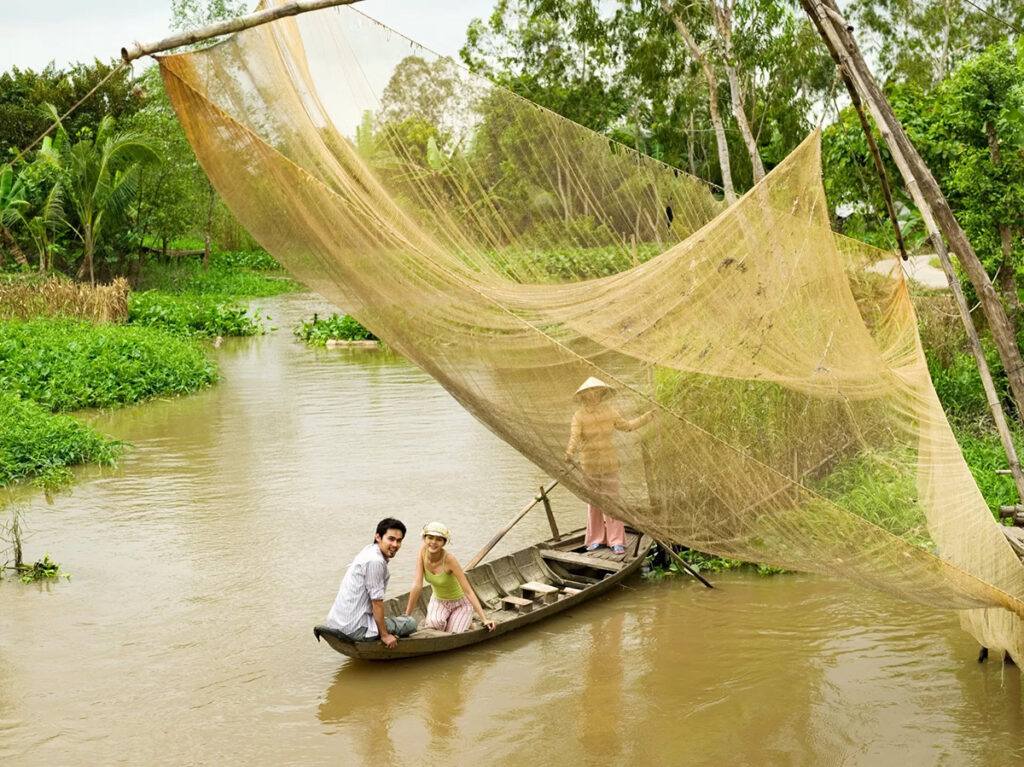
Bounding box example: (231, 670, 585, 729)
(424, 595, 474, 633)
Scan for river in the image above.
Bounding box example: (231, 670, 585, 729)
(1, 292, 1022, 765)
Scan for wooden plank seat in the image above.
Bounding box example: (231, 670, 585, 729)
(540, 549, 625, 572)
(501, 595, 534, 613)
(520, 581, 559, 604)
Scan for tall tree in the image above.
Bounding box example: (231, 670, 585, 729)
(844, 0, 1024, 89)
(0, 61, 142, 160)
(169, 0, 248, 31)
(658, 0, 737, 201)
(169, 0, 248, 267)
(124, 67, 207, 258)
(461, 0, 629, 133)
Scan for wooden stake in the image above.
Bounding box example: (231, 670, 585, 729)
(539, 484, 560, 541)
(120, 0, 364, 62)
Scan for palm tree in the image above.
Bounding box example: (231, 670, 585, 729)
(56, 111, 158, 285)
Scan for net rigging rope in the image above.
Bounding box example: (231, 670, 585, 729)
(158, 1, 1024, 660)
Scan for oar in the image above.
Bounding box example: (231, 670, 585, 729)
(467, 478, 561, 568)
(654, 539, 714, 589)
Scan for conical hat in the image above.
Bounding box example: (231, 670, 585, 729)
(574, 376, 613, 400)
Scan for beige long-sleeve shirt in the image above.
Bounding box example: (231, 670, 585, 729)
(565, 403, 653, 475)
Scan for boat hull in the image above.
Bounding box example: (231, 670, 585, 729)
(314, 528, 652, 660)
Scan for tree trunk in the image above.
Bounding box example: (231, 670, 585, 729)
(204, 182, 215, 270)
(687, 112, 697, 176)
(710, 0, 765, 182)
(987, 120, 1023, 331)
(723, 62, 764, 182)
(0, 224, 28, 267)
(86, 226, 95, 286)
(999, 227, 1022, 334)
(800, 0, 1024, 496)
(661, 1, 736, 202)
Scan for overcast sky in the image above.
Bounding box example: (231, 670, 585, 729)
(0, 0, 488, 73)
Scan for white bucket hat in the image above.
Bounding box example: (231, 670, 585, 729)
(421, 521, 451, 543)
(574, 376, 614, 401)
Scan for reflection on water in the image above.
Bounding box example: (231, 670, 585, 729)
(1, 293, 1023, 764)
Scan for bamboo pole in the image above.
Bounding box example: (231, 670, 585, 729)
(654, 540, 714, 588)
(800, 0, 1024, 504)
(120, 0, 364, 62)
(837, 65, 907, 260)
(467, 479, 560, 569)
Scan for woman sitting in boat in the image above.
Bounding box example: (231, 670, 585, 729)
(564, 376, 654, 555)
(404, 522, 497, 633)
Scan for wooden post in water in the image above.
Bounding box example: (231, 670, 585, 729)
(120, 0, 364, 62)
(539, 485, 560, 541)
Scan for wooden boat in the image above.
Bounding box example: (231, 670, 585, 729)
(314, 527, 653, 660)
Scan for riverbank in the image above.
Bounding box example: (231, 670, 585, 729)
(0, 250, 301, 491)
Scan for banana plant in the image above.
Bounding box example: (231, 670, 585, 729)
(0, 165, 30, 267)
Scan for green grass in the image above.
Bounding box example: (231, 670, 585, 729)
(137, 257, 299, 298)
(128, 291, 263, 337)
(0, 317, 218, 412)
(0, 391, 121, 488)
(133, 253, 300, 337)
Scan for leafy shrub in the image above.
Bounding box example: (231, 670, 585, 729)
(294, 313, 377, 345)
(210, 250, 283, 271)
(956, 425, 1024, 515)
(0, 391, 121, 487)
(129, 291, 262, 337)
(0, 318, 218, 411)
(926, 349, 1000, 425)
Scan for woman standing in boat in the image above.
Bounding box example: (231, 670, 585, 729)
(405, 522, 496, 633)
(564, 377, 654, 555)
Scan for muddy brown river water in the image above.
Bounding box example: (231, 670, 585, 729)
(2, 293, 1023, 765)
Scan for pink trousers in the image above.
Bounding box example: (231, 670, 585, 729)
(424, 595, 474, 633)
(583, 473, 625, 548)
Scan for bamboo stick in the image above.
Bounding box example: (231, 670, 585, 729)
(467, 479, 561, 569)
(800, 0, 1024, 504)
(654, 540, 714, 588)
(836, 64, 907, 260)
(120, 0, 364, 62)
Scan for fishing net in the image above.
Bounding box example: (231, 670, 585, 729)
(158, 2, 1024, 658)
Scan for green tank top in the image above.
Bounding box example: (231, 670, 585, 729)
(423, 560, 464, 600)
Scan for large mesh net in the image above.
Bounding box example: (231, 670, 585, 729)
(159, 3, 1024, 658)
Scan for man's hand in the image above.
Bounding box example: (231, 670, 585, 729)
(381, 632, 398, 649)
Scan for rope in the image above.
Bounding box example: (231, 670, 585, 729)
(0, 62, 130, 174)
(960, 0, 1024, 35)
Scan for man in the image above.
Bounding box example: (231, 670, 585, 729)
(326, 518, 417, 648)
